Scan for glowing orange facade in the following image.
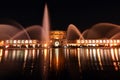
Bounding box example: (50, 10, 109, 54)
(50, 31, 66, 39)
(49, 31, 67, 47)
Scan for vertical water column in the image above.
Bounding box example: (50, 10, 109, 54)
(42, 4, 50, 42)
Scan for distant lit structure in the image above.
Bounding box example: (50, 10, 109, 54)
(50, 31, 66, 39)
(0, 30, 120, 48)
(67, 39, 120, 47)
(0, 31, 67, 48)
(50, 31, 67, 47)
(4, 40, 39, 48)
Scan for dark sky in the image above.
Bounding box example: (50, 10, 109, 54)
(0, 0, 120, 32)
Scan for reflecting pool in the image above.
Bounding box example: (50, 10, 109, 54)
(0, 47, 120, 80)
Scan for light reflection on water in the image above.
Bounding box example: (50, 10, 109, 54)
(0, 47, 120, 80)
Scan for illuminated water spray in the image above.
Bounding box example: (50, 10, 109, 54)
(42, 4, 50, 42)
(1, 4, 120, 48)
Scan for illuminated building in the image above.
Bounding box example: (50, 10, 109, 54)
(67, 39, 120, 47)
(0, 31, 120, 48)
(49, 30, 67, 47)
(50, 30, 66, 39)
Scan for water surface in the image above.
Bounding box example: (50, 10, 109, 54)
(0, 47, 120, 80)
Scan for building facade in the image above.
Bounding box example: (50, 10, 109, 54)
(49, 31, 67, 47)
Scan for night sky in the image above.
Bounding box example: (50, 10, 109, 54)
(0, 0, 120, 32)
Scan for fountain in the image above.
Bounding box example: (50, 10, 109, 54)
(67, 23, 120, 40)
(11, 4, 50, 41)
(42, 4, 50, 42)
(83, 23, 120, 39)
(0, 4, 120, 48)
(0, 4, 50, 48)
(67, 24, 84, 40)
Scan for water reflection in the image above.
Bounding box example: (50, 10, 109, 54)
(76, 48, 120, 71)
(0, 49, 3, 62)
(0, 47, 120, 80)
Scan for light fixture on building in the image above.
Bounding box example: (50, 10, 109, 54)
(55, 41, 60, 47)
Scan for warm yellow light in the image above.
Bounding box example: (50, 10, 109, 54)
(6, 40, 9, 43)
(21, 40, 24, 43)
(100, 40, 102, 43)
(55, 41, 60, 47)
(76, 40, 80, 43)
(44, 43, 48, 47)
(89, 40, 91, 43)
(110, 40, 113, 43)
(103, 40, 106, 43)
(92, 40, 95, 43)
(44, 49, 48, 60)
(96, 40, 99, 43)
(13, 40, 16, 43)
(107, 40, 109, 43)
(0, 41, 4, 46)
(81, 40, 84, 43)
(114, 40, 116, 43)
(117, 40, 119, 43)
(25, 40, 28, 43)
(33, 40, 37, 44)
(29, 40, 32, 43)
(85, 40, 87, 43)
(17, 40, 20, 43)
(5, 45, 9, 48)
